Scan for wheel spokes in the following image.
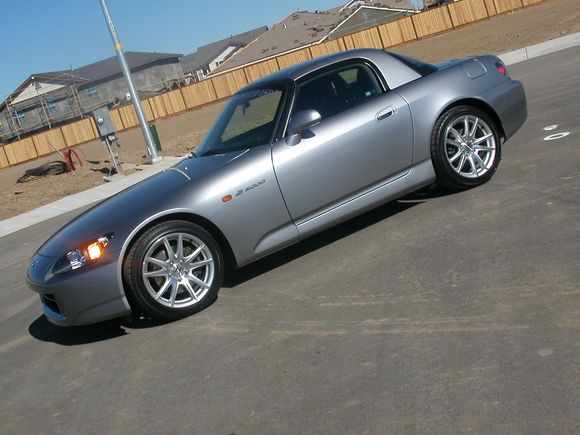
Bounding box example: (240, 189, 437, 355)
(473, 133, 493, 145)
(187, 273, 211, 289)
(444, 115, 496, 179)
(162, 236, 175, 259)
(176, 233, 184, 259)
(188, 258, 213, 270)
(184, 244, 205, 263)
(141, 233, 215, 309)
(472, 153, 488, 170)
(155, 278, 172, 300)
(463, 117, 470, 138)
(182, 280, 199, 302)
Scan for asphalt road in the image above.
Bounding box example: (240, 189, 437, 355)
(1, 46, 579, 434)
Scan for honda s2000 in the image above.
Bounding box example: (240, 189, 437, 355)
(27, 49, 526, 326)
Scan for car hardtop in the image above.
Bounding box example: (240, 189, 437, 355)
(239, 48, 394, 92)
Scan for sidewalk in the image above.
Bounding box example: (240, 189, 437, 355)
(1, 32, 580, 239)
(0, 156, 183, 237)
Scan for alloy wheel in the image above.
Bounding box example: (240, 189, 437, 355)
(141, 232, 215, 308)
(444, 115, 496, 179)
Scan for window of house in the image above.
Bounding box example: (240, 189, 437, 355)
(86, 86, 98, 98)
(16, 111, 26, 126)
(46, 100, 57, 114)
(292, 63, 382, 121)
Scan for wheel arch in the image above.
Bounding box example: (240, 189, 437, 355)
(438, 98, 505, 141)
(117, 209, 237, 305)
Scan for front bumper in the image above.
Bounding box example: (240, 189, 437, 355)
(26, 251, 131, 326)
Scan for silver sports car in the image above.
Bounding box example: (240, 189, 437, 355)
(26, 49, 527, 326)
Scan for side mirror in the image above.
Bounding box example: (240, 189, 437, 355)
(288, 109, 321, 136)
(286, 109, 321, 146)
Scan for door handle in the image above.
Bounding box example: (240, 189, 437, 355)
(376, 105, 397, 121)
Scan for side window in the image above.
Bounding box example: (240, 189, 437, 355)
(292, 63, 382, 121)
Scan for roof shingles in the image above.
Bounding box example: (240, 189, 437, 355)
(213, 0, 416, 73)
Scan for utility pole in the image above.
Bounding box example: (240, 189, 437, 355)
(98, 0, 162, 163)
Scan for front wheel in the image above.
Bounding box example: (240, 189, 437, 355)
(430, 106, 502, 190)
(123, 220, 224, 321)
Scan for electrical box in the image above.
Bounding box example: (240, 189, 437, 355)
(92, 107, 116, 138)
(91, 106, 122, 179)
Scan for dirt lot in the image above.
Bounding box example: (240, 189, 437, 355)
(1, 0, 578, 220)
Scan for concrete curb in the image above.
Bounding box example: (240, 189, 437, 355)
(1, 32, 580, 239)
(0, 156, 183, 238)
(499, 32, 580, 65)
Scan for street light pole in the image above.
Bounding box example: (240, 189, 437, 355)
(98, 0, 162, 163)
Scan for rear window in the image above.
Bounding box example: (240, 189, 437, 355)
(390, 52, 438, 76)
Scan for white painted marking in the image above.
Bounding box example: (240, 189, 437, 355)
(543, 125, 558, 131)
(544, 132, 570, 141)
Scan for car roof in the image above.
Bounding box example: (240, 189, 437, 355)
(239, 49, 392, 91)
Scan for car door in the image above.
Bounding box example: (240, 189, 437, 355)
(272, 60, 413, 225)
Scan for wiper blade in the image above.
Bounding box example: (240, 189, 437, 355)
(200, 149, 228, 157)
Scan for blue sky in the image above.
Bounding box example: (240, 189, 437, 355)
(0, 0, 347, 100)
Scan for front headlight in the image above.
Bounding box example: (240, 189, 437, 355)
(53, 234, 112, 275)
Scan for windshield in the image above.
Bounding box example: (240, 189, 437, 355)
(197, 87, 285, 156)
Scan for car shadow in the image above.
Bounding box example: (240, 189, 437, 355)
(223, 184, 446, 288)
(28, 315, 127, 345)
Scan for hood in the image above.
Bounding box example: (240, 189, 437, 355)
(37, 150, 246, 258)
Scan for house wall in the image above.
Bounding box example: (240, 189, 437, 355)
(1, 59, 182, 142)
(77, 60, 183, 112)
(209, 46, 239, 72)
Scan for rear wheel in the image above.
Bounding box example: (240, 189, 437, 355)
(124, 220, 224, 321)
(431, 106, 501, 190)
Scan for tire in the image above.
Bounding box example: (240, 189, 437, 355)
(123, 220, 224, 321)
(430, 106, 502, 190)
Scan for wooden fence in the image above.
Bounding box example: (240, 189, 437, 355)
(1, 0, 546, 168)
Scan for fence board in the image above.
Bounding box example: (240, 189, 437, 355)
(32, 128, 67, 156)
(210, 69, 248, 100)
(3, 137, 38, 165)
(309, 39, 346, 58)
(276, 48, 312, 69)
(483, 0, 498, 15)
(61, 118, 98, 147)
(180, 80, 218, 109)
(377, 16, 417, 48)
(0, 146, 9, 168)
(494, 0, 523, 13)
(118, 105, 139, 128)
(141, 99, 155, 122)
(109, 108, 125, 131)
(521, 0, 543, 5)
(159, 89, 187, 116)
(448, 0, 489, 27)
(412, 7, 453, 38)
(244, 59, 279, 82)
(148, 95, 168, 119)
(342, 27, 384, 50)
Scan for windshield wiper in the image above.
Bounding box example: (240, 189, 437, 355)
(200, 148, 229, 157)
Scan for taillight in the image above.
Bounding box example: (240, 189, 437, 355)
(495, 61, 509, 78)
